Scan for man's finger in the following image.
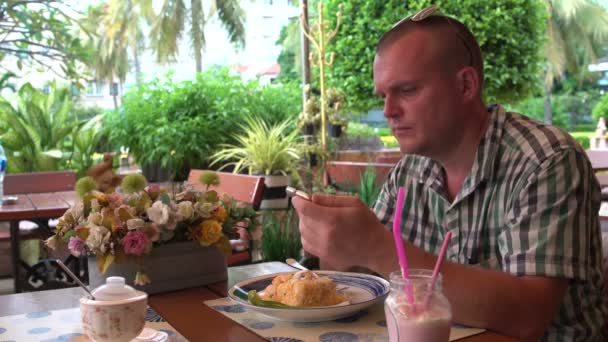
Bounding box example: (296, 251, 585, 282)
(312, 193, 364, 208)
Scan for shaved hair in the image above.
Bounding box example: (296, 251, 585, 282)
(376, 15, 484, 88)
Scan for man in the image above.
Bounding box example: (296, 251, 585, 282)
(292, 5, 606, 341)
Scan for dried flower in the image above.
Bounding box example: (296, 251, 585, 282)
(147, 201, 170, 225)
(68, 236, 87, 257)
(197, 220, 222, 246)
(134, 271, 151, 286)
(198, 171, 220, 188)
(123, 230, 149, 256)
(48, 175, 259, 285)
(75, 177, 98, 198)
(121, 174, 147, 194)
(177, 201, 194, 220)
(126, 218, 145, 230)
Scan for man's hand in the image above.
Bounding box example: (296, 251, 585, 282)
(291, 193, 395, 271)
(292, 193, 568, 341)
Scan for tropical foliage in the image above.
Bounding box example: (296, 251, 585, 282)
(0, 0, 93, 80)
(0, 83, 83, 172)
(593, 92, 608, 123)
(541, 0, 608, 123)
(211, 116, 301, 176)
(103, 68, 301, 177)
(321, 0, 547, 112)
(150, 0, 246, 73)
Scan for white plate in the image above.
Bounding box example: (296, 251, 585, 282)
(228, 270, 390, 322)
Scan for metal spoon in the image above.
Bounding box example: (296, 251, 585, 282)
(55, 259, 96, 300)
(286, 258, 308, 271)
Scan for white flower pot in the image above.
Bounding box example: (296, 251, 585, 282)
(260, 175, 289, 210)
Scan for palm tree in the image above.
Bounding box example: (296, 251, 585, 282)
(543, 0, 608, 124)
(150, 0, 246, 73)
(83, 1, 154, 109)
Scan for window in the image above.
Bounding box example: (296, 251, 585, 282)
(86, 81, 103, 96)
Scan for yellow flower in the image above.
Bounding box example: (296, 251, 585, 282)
(198, 220, 222, 246)
(213, 206, 227, 222)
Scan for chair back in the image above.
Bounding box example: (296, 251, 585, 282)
(4, 171, 77, 195)
(187, 170, 265, 210)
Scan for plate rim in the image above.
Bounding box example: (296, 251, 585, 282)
(228, 270, 390, 312)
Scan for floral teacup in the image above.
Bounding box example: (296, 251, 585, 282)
(80, 277, 147, 342)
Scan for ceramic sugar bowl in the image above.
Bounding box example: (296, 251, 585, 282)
(80, 276, 148, 342)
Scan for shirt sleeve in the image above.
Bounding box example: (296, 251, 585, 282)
(502, 148, 602, 280)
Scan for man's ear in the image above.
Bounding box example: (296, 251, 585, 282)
(457, 66, 480, 102)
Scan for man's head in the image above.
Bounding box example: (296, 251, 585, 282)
(373, 6, 486, 159)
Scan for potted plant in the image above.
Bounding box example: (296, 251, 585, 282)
(297, 86, 322, 135)
(299, 143, 326, 168)
(326, 87, 348, 138)
(210, 116, 301, 209)
(45, 172, 258, 294)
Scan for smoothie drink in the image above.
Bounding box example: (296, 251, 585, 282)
(385, 269, 452, 342)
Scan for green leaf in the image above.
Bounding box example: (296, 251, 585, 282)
(247, 290, 293, 309)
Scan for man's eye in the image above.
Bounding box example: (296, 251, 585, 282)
(400, 88, 414, 95)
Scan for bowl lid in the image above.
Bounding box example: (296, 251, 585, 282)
(91, 276, 139, 301)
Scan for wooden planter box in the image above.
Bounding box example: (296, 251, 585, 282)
(88, 241, 227, 294)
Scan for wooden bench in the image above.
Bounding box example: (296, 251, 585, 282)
(187, 170, 265, 266)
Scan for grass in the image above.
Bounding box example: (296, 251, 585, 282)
(260, 209, 302, 262)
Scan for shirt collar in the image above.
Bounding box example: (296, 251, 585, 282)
(409, 105, 506, 200)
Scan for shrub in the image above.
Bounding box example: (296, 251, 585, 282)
(323, 0, 547, 112)
(103, 68, 301, 175)
(593, 92, 608, 124)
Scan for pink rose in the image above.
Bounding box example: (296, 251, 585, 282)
(68, 236, 87, 257)
(107, 193, 123, 206)
(122, 231, 149, 256)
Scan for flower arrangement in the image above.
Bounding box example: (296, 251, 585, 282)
(46, 171, 258, 285)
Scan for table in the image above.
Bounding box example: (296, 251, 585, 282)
(0, 262, 517, 341)
(0, 191, 76, 293)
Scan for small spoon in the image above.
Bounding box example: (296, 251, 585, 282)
(286, 258, 308, 271)
(55, 259, 96, 300)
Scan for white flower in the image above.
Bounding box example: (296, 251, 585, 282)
(195, 202, 214, 218)
(69, 203, 84, 222)
(147, 201, 170, 225)
(177, 201, 194, 220)
(126, 218, 145, 230)
(45, 235, 59, 250)
(86, 224, 111, 254)
(91, 199, 101, 212)
(87, 212, 103, 226)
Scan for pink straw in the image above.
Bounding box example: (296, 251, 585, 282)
(423, 231, 452, 310)
(392, 187, 414, 305)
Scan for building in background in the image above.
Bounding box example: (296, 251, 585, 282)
(1, 0, 298, 109)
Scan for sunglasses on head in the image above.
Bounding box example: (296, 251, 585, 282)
(381, 5, 474, 67)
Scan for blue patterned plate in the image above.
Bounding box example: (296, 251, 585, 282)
(228, 271, 389, 322)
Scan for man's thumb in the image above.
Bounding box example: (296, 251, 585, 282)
(311, 193, 364, 208)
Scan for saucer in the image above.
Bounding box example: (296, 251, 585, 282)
(71, 328, 169, 342)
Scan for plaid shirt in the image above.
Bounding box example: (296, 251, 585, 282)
(373, 105, 607, 341)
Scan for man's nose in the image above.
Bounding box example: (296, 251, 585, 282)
(383, 95, 400, 118)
